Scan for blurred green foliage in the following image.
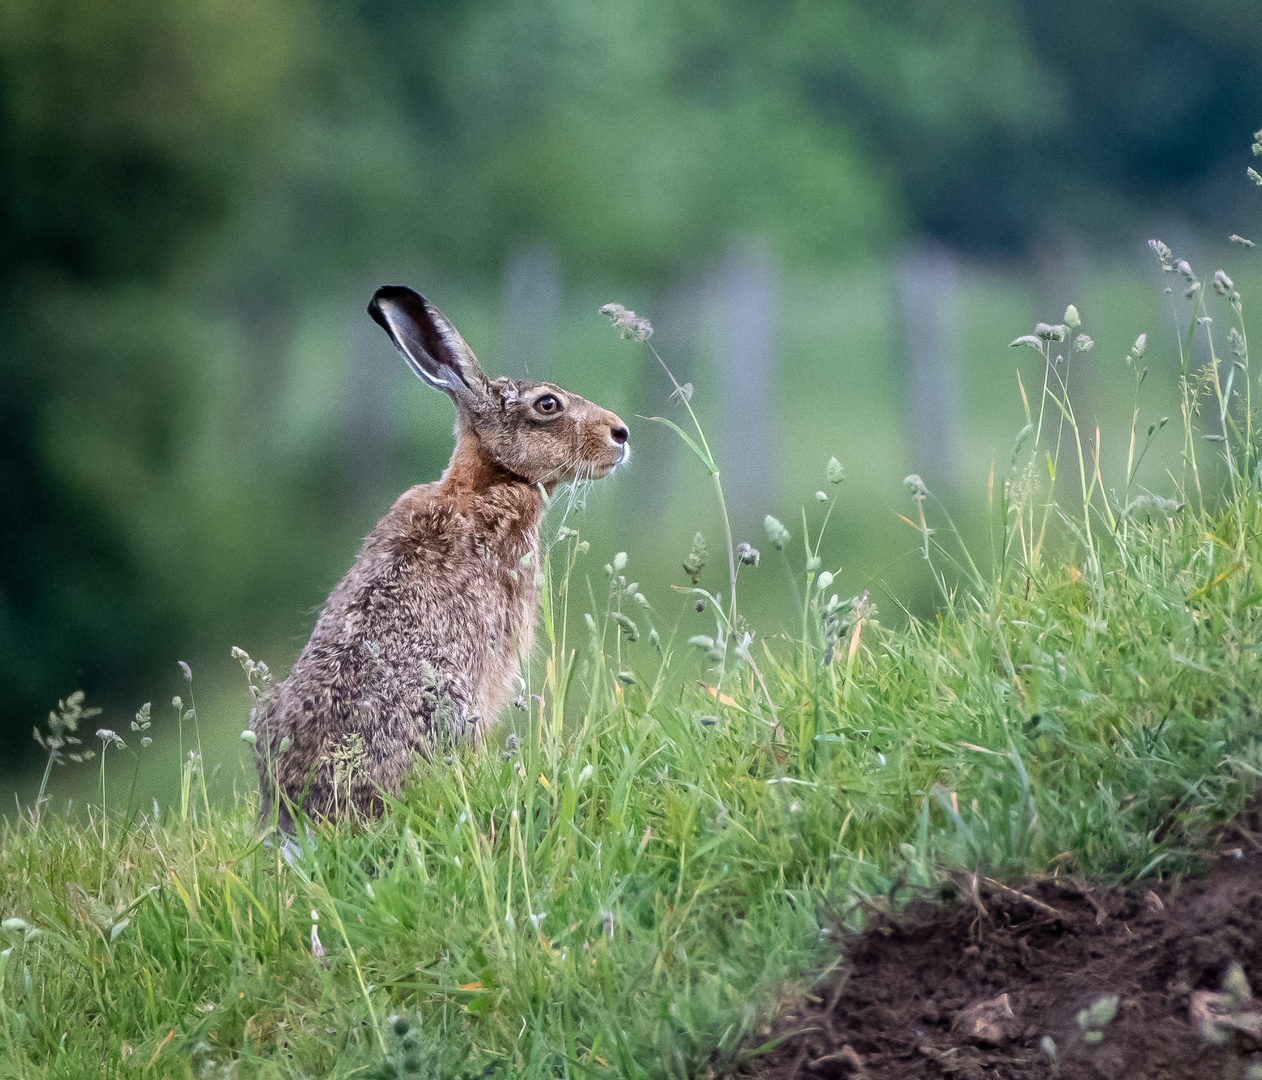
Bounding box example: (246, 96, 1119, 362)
(1, 0, 1259, 766)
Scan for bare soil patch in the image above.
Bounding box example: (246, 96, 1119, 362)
(755, 844, 1262, 1079)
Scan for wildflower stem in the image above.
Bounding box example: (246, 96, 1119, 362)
(98, 744, 108, 894)
(645, 341, 740, 626)
(1167, 284, 1205, 515)
(322, 892, 388, 1057)
(33, 753, 55, 832)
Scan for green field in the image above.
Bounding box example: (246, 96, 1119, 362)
(13, 249, 1262, 822)
(4, 244, 1262, 1078)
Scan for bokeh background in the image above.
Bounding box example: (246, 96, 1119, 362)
(3, 0, 1260, 805)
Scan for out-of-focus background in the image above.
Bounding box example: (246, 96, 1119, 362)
(3, 0, 1260, 806)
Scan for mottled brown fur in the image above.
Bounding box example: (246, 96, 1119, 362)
(252, 287, 627, 828)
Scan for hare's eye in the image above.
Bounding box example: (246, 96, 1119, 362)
(534, 394, 562, 415)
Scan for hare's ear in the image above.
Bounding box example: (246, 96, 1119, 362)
(368, 286, 485, 400)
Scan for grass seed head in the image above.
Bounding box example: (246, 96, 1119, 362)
(764, 515, 790, 549)
(598, 303, 653, 341)
(683, 531, 708, 583)
(1149, 238, 1175, 271)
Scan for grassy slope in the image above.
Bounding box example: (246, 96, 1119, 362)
(3, 260, 1262, 1079)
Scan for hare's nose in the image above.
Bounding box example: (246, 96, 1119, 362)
(610, 425, 629, 446)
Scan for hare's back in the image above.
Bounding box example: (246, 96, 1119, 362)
(308, 482, 535, 680)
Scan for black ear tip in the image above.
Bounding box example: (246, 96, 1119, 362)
(367, 285, 428, 329)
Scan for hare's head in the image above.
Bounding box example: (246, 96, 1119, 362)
(369, 286, 629, 488)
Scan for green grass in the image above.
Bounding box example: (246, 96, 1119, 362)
(4, 241, 1262, 1079)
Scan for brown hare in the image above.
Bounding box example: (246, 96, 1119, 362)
(252, 286, 629, 828)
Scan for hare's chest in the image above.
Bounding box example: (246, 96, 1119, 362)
(468, 542, 539, 726)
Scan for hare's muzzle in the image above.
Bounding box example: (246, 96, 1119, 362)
(591, 409, 630, 475)
(611, 423, 630, 466)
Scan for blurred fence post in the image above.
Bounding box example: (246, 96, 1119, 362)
(503, 242, 560, 379)
(712, 244, 778, 530)
(898, 242, 962, 491)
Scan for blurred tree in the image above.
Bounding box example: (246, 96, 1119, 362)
(344, 0, 900, 276)
(2, 0, 1258, 767)
(0, 0, 316, 760)
(1020, 0, 1262, 238)
(346, 0, 1258, 264)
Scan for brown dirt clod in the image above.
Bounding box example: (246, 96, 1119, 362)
(753, 848, 1262, 1080)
